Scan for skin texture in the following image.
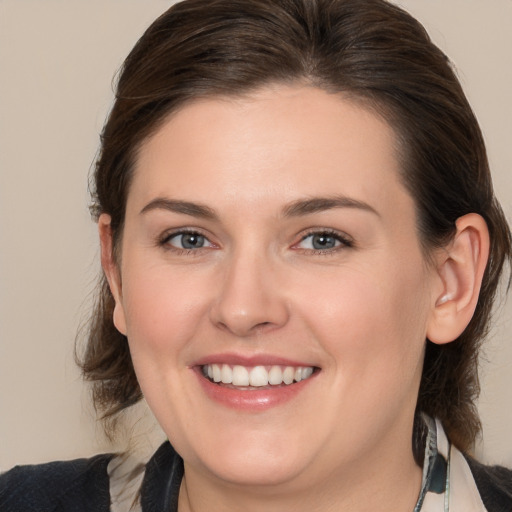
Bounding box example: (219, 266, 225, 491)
(100, 85, 489, 512)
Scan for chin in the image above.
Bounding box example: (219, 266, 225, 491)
(203, 450, 309, 488)
(179, 426, 315, 488)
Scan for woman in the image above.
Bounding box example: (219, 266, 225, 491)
(1, 0, 511, 510)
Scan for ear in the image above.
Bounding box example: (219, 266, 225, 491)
(427, 213, 490, 345)
(98, 214, 127, 336)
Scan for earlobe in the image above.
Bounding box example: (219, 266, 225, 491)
(98, 214, 127, 336)
(427, 213, 490, 345)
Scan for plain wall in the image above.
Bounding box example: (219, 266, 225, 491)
(1, 0, 511, 470)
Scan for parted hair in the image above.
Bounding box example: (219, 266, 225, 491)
(79, 0, 512, 457)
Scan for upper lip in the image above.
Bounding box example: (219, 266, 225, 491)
(191, 353, 318, 368)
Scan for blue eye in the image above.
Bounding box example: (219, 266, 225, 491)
(297, 231, 351, 251)
(166, 232, 213, 250)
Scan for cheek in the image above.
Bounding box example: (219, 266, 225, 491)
(119, 264, 215, 423)
(120, 262, 212, 354)
(280, 256, 431, 453)
(295, 258, 430, 382)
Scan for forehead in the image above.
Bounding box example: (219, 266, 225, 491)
(129, 85, 411, 218)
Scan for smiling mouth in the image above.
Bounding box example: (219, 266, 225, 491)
(201, 364, 316, 389)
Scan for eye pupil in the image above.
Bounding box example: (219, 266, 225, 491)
(182, 233, 205, 249)
(312, 234, 336, 250)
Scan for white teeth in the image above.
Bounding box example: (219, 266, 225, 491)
(302, 367, 313, 379)
(232, 365, 249, 386)
(203, 363, 315, 387)
(249, 366, 268, 387)
(212, 364, 222, 383)
(282, 366, 295, 385)
(221, 364, 232, 384)
(268, 365, 283, 385)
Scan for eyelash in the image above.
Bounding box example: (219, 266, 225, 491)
(293, 229, 354, 255)
(157, 228, 354, 256)
(158, 228, 214, 255)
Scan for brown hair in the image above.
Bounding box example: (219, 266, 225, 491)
(79, 0, 512, 454)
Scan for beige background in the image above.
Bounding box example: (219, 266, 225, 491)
(1, 1, 511, 471)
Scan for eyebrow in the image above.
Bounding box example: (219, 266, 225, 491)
(140, 198, 218, 220)
(282, 196, 379, 218)
(140, 194, 379, 220)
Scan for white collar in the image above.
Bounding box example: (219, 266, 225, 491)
(419, 417, 487, 512)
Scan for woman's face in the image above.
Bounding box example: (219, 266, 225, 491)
(108, 85, 438, 490)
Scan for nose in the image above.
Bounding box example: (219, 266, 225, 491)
(209, 249, 290, 337)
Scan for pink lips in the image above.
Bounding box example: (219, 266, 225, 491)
(193, 353, 313, 368)
(192, 353, 319, 411)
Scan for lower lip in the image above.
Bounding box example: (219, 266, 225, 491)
(194, 368, 318, 411)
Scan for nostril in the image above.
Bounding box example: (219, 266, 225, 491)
(254, 321, 272, 330)
(214, 318, 280, 337)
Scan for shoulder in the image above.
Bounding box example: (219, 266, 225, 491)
(0, 453, 114, 512)
(465, 455, 512, 512)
